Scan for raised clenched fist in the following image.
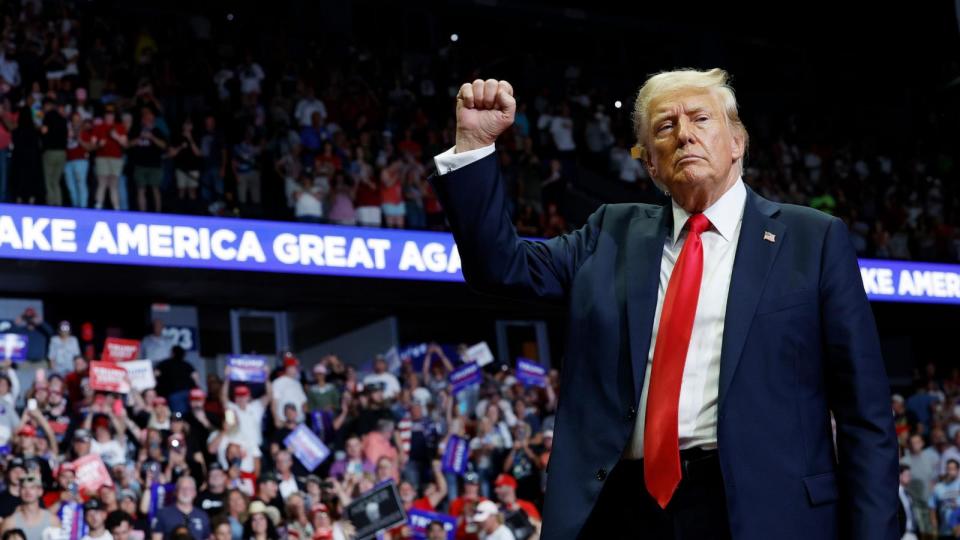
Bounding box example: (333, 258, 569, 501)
(455, 78, 516, 153)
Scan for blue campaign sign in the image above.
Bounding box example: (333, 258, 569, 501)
(227, 355, 267, 383)
(515, 358, 547, 388)
(441, 435, 469, 476)
(407, 509, 457, 540)
(0, 333, 28, 361)
(448, 362, 482, 395)
(284, 424, 331, 471)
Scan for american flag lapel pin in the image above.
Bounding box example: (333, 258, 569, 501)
(763, 231, 776, 243)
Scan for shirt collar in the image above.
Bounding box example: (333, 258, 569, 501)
(670, 176, 746, 245)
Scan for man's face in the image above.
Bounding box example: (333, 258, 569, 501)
(909, 435, 924, 453)
(346, 437, 361, 458)
(177, 479, 196, 506)
(643, 88, 743, 209)
(426, 524, 446, 540)
(86, 509, 105, 529)
(399, 482, 416, 503)
(214, 524, 232, 540)
(20, 481, 41, 502)
(374, 359, 386, 374)
(464, 482, 479, 498)
(495, 484, 515, 504)
(948, 462, 959, 482)
(110, 520, 130, 540)
(900, 468, 911, 486)
(260, 480, 277, 499)
(209, 469, 226, 490)
(276, 453, 292, 473)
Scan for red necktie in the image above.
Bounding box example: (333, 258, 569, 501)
(643, 212, 711, 509)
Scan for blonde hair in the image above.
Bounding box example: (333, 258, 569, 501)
(632, 68, 749, 183)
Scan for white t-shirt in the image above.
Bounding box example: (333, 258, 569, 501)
(294, 188, 323, 219)
(228, 400, 265, 447)
(91, 438, 126, 467)
(271, 375, 308, 423)
(278, 474, 299, 500)
(362, 372, 401, 400)
(294, 98, 328, 127)
(81, 530, 114, 540)
(238, 63, 265, 94)
(480, 524, 516, 540)
(548, 116, 576, 152)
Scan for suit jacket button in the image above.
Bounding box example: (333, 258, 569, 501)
(625, 406, 637, 421)
(596, 468, 607, 481)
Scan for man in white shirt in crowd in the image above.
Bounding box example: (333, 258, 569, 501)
(362, 355, 401, 400)
(294, 85, 328, 127)
(141, 320, 174, 362)
(221, 366, 272, 448)
(473, 500, 515, 540)
(48, 321, 81, 375)
(271, 353, 307, 424)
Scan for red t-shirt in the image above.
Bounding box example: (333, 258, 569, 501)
(355, 180, 381, 207)
(66, 129, 93, 161)
(315, 154, 342, 172)
(449, 495, 487, 520)
(93, 122, 126, 158)
(380, 181, 403, 205)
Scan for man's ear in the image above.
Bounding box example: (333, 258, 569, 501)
(731, 129, 745, 162)
(634, 145, 657, 178)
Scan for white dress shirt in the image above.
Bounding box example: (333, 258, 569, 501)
(433, 144, 746, 459)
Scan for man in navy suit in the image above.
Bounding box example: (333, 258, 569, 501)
(427, 68, 899, 539)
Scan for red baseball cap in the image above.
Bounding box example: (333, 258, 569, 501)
(494, 473, 517, 489)
(283, 353, 299, 368)
(55, 462, 76, 476)
(234, 385, 251, 397)
(189, 388, 206, 401)
(18, 424, 36, 438)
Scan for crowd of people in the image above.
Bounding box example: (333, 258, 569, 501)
(0, 307, 557, 540)
(0, 3, 955, 257)
(896, 363, 960, 539)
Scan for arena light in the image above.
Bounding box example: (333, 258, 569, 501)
(614, 100, 622, 109)
(450, 33, 459, 42)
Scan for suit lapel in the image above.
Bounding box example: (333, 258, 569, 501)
(625, 205, 672, 403)
(718, 186, 785, 413)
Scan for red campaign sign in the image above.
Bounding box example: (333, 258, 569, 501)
(102, 338, 140, 363)
(89, 361, 131, 394)
(72, 454, 112, 494)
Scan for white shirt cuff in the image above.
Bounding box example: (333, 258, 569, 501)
(433, 144, 496, 175)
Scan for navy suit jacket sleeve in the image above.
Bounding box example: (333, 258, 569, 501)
(429, 152, 605, 303)
(820, 216, 899, 539)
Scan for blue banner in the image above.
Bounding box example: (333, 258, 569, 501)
(448, 362, 482, 395)
(0, 333, 27, 361)
(0, 204, 958, 305)
(515, 358, 547, 388)
(227, 355, 267, 383)
(407, 509, 457, 540)
(441, 435, 470, 476)
(284, 424, 331, 471)
(859, 258, 960, 305)
(0, 203, 462, 281)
